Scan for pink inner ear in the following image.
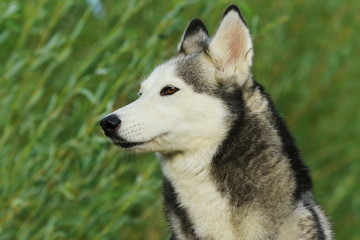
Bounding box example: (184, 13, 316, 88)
(210, 12, 253, 71)
(227, 30, 241, 65)
(225, 23, 246, 66)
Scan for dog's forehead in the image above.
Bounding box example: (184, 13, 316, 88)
(142, 54, 214, 94)
(174, 54, 213, 93)
(141, 60, 180, 89)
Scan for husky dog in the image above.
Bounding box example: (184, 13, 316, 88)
(100, 5, 333, 240)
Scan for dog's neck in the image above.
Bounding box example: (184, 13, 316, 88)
(158, 146, 239, 240)
(159, 143, 217, 172)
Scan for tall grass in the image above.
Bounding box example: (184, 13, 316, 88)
(0, 0, 359, 239)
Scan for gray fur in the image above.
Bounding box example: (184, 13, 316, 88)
(175, 54, 213, 94)
(178, 18, 209, 55)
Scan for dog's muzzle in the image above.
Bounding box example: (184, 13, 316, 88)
(99, 114, 144, 149)
(100, 114, 121, 137)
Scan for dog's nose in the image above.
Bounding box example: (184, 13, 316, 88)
(100, 114, 121, 131)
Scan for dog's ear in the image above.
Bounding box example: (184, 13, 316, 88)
(208, 5, 253, 74)
(178, 18, 210, 55)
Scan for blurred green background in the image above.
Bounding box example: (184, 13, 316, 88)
(0, 0, 359, 239)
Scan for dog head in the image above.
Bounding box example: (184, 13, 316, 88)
(100, 5, 254, 153)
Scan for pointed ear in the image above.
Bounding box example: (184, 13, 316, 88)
(178, 18, 210, 55)
(208, 5, 253, 74)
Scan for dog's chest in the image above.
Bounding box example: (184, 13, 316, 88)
(161, 153, 237, 240)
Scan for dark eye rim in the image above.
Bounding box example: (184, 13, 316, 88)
(160, 85, 180, 96)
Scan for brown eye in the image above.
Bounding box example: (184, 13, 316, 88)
(160, 85, 179, 96)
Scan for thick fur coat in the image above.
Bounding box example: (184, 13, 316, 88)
(100, 5, 333, 240)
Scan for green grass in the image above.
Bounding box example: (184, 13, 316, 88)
(0, 0, 359, 239)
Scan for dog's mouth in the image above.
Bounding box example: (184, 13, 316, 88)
(107, 133, 168, 149)
(111, 137, 144, 149)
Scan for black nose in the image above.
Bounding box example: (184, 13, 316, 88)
(100, 114, 121, 131)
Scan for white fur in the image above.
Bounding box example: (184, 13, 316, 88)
(109, 61, 229, 154)
(313, 204, 333, 239)
(160, 148, 236, 240)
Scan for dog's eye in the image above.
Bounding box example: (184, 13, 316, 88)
(160, 86, 179, 96)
